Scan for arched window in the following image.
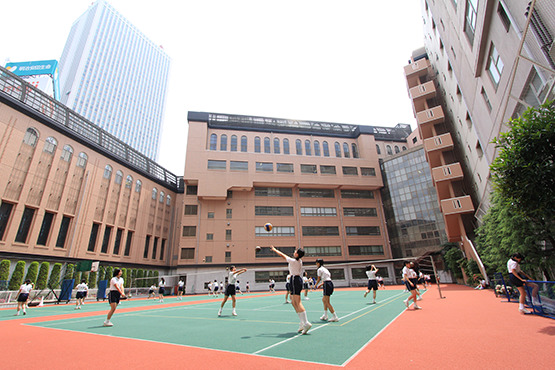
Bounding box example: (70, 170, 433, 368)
(334, 142, 342, 157)
(343, 142, 350, 158)
(166, 194, 171, 205)
(402, 146, 407, 151)
(76, 152, 88, 168)
(314, 141, 321, 156)
(43, 136, 57, 154)
(352, 143, 359, 158)
(210, 133, 217, 150)
(135, 180, 142, 193)
(386, 145, 393, 155)
(61, 145, 73, 162)
(264, 137, 271, 153)
(159, 191, 165, 203)
(323, 141, 330, 157)
(283, 138, 290, 154)
(305, 140, 312, 155)
(103, 164, 113, 179)
(23, 127, 38, 147)
(376, 145, 381, 155)
(296, 139, 302, 155)
(115, 170, 123, 184)
(274, 138, 280, 154)
(254, 137, 261, 153)
(125, 175, 133, 189)
(241, 136, 247, 152)
(394, 145, 400, 153)
(230, 135, 237, 151)
(152, 187, 158, 200)
(220, 134, 227, 151)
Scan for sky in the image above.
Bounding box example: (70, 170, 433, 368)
(0, 0, 425, 175)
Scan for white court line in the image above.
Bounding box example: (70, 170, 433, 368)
(253, 292, 405, 355)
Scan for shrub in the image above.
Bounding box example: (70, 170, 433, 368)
(24, 261, 39, 285)
(121, 268, 127, 286)
(88, 271, 97, 289)
(8, 261, 26, 290)
(72, 267, 80, 287)
(98, 266, 106, 284)
(0, 260, 11, 281)
(48, 263, 62, 289)
(105, 266, 113, 281)
(131, 269, 138, 287)
(64, 264, 75, 280)
(137, 269, 144, 287)
(36, 262, 50, 290)
(81, 272, 89, 285)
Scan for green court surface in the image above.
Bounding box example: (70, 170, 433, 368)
(22, 290, 412, 366)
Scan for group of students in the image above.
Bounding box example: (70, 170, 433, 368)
(147, 278, 185, 302)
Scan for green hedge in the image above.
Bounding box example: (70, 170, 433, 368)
(0, 260, 11, 281)
(24, 261, 39, 285)
(105, 266, 113, 281)
(47, 263, 62, 289)
(88, 271, 97, 289)
(64, 264, 75, 280)
(8, 261, 26, 290)
(36, 262, 50, 290)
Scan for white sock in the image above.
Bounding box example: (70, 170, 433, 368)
(298, 311, 308, 325)
(519, 303, 525, 309)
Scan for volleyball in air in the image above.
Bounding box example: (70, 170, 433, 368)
(264, 223, 273, 232)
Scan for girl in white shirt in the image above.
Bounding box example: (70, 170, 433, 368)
(364, 264, 379, 304)
(218, 266, 247, 316)
(271, 245, 312, 334)
(75, 279, 88, 309)
(104, 269, 125, 326)
(507, 253, 539, 314)
(15, 279, 33, 316)
(177, 279, 185, 300)
(315, 259, 339, 322)
(402, 261, 422, 310)
(158, 278, 165, 303)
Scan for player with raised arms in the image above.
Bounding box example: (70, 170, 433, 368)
(218, 265, 247, 316)
(270, 245, 312, 334)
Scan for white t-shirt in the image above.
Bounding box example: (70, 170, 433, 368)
(178, 280, 184, 288)
(19, 283, 33, 294)
(228, 271, 240, 285)
(317, 266, 331, 282)
(403, 266, 417, 279)
(76, 283, 88, 292)
(286, 256, 302, 276)
(302, 276, 309, 283)
(109, 276, 124, 292)
(366, 270, 377, 280)
(507, 258, 521, 274)
(159, 280, 165, 287)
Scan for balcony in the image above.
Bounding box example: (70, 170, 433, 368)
(440, 195, 474, 216)
(423, 133, 454, 154)
(416, 106, 445, 139)
(432, 163, 464, 184)
(404, 59, 431, 87)
(410, 81, 437, 113)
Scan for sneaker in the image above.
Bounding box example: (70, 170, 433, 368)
(302, 322, 312, 334)
(232, 311, 237, 316)
(414, 305, 422, 310)
(403, 299, 409, 308)
(364, 291, 368, 298)
(14, 312, 19, 316)
(519, 308, 531, 314)
(75, 306, 79, 310)
(328, 316, 339, 322)
(284, 301, 290, 304)
(218, 309, 222, 316)
(23, 311, 26, 315)
(304, 297, 310, 300)
(373, 300, 376, 304)
(103, 320, 113, 327)
(320, 314, 328, 321)
(416, 296, 422, 301)
(298, 324, 304, 333)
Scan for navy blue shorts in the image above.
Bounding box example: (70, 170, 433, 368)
(178, 286, 184, 292)
(285, 282, 291, 291)
(407, 278, 418, 291)
(323, 281, 334, 296)
(225, 284, 236, 296)
(158, 287, 165, 294)
(509, 273, 525, 287)
(76, 291, 87, 299)
(17, 293, 29, 302)
(367, 280, 378, 291)
(289, 276, 303, 295)
(108, 290, 121, 304)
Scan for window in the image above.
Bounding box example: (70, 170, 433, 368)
(186, 185, 198, 195)
(314, 141, 321, 156)
(43, 137, 57, 154)
(481, 87, 492, 112)
(225, 251, 231, 263)
(15, 207, 35, 243)
(220, 134, 228, 151)
(205, 256, 213, 263)
(230, 135, 238, 151)
(464, 0, 478, 44)
(115, 170, 123, 185)
(101, 226, 112, 253)
(299, 188, 335, 198)
(323, 141, 330, 156)
(37, 212, 55, 246)
(352, 143, 359, 158)
(361, 167, 376, 176)
(226, 209, 232, 219)
(343, 142, 350, 158)
(486, 43, 504, 88)
(346, 226, 380, 236)
(301, 164, 317, 174)
(498, 2, 511, 32)
(181, 248, 195, 259)
(166, 195, 171, 206)
(225, 229, 232, 240)
(241, 136, 248, 152)
(152, 237, 159, 259)
(255, 247, 296, 259)
(61, 145, 73, 162)
(254, 269, 290, 281)
(296, 139, 302, 155)
(320, 165, 336, 174)
(113, 228, 123, 255)
(143, 235, 151, 258)
(23, 128, 38, 146)
(304, 246, 342, 257)
(230, 161, 248, 171)
(519, 67, 548, 109)
(342, 166, 358, 175)
(185, 205, 198, 215)
(334, 142, 341, 157)
(55, 216, 71, 248)
(276, 163, 294, 172)
(255, 187, 292, 197)
(182, 226, 196, 237)
(87, 223, 100, 252)
(349, 245, 384, 255)
(302, 226, 340, 236)
(76, 152, 88, 168)
(207, 212, 214, 219)
(125, 175, 133, 189)
(394, 146, 400, 154)
(103, 164, 112, 179)
(255, 226, 295, 236)
(343, 208, 377, 217)
(206, 233, 213, 240)
(264, 137, 271, 153)
(159, 192, 165, 203)
(300, 207, 337, 217)
(274, 138, 280, 154)
(305, 140, 312, 155)
(255, 206, 294, 216)
(152, 188, 158, 200)
(0, 202, 14, 240)
(283, 138, 290, 154)
(256, 162, 273, 172)
(376, 145, 381, 155)
(208, 160, 226, 170)
(210, 133, 217, 150)
(254, 137, 261, 153)
(124, 231, 133, 256)
(160, 239, 166, 260)
(341, 190, 374, 198)
(135, 180, 142, 193)
(386, 145, 392, 155)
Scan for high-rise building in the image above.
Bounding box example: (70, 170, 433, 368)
(58, 0, 170, 160)
(404, 0, 555, 280)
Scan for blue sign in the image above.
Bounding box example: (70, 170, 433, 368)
(5, 60, 58, 77)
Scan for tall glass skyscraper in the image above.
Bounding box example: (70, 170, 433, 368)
(58, 0, 170, 160)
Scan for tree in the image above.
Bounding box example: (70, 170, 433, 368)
(64, 264, 75, 280)
(48, 263, 62, 289)
(88, 271, 97, 289)
(36, 262, 50, 290)
(443, 245, 464, 280)
(491, 101, 555, 248)
(8, 261, 26, 290)
(24, 261, 39, 285)
(0, 260, 11, 282)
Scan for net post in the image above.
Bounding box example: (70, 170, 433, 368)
(430, 255, 445, 299)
